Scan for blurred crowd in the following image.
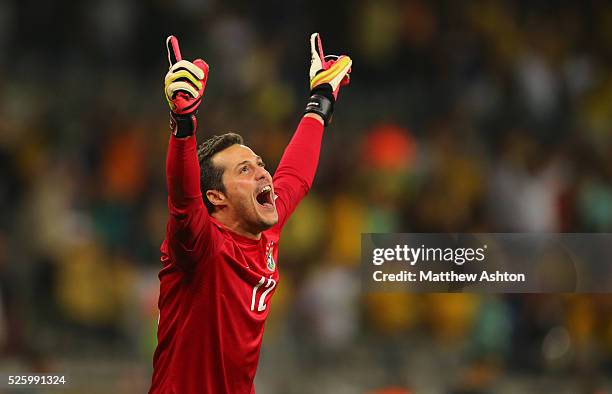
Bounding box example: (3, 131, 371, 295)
(0, 0, 612, 392)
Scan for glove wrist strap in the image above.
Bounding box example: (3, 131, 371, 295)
(304, 85, 334, 126)
(170, 112, 197, 137)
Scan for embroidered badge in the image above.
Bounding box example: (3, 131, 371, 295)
(266, 242, 276, 272)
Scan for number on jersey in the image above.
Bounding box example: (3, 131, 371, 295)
(251, 276, 276, 312)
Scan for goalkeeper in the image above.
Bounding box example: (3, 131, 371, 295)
(149, 33, 352, 393)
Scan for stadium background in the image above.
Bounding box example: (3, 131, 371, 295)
(0, 0, 611, 392)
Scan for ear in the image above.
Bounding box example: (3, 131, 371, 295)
(206, 189, 227, 208)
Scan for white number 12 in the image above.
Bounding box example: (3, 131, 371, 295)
(251, 276, 276, 312)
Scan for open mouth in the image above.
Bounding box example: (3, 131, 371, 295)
(256, 185, 274, 209)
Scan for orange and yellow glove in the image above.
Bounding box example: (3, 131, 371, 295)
(304, 33, 352, 126)
(164, 35, 209, 137)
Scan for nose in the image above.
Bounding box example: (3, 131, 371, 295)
(255, 165, 270, 181)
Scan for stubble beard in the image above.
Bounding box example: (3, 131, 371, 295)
(234, 197, 275, 234)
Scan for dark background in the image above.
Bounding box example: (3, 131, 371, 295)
(0, 0, 611, 392)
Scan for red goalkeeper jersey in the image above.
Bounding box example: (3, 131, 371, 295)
(149, 117, 324, 394)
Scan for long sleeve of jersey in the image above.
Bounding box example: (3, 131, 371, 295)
(273, 116, 325, 230)
(165, 135, 211, 270)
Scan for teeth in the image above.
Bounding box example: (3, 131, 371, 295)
(262, 185, 271, 193)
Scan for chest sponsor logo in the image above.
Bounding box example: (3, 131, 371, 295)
(266, 242, 276, 272)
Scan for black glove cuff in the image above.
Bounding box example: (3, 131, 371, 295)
(311, 84, 334, 103)
(170, 112, 197, 138)
(304, 85, 335, 126)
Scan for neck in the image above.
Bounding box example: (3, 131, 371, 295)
(211, 210, 262, 240)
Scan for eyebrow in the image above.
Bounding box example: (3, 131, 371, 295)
(235, 156, 263, 169)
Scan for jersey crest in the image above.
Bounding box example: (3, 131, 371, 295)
(265, 242, 276, 271)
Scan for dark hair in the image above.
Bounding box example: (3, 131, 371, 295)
(197, 133, 244, 213)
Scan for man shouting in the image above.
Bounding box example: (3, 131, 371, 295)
(149, 33, 352, 393)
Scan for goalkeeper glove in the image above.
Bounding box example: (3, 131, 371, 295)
(304, 32, 352, 126)
(164, 35, 209, 137)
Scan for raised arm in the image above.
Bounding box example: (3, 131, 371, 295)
(163, 36, 212, 270)
(273, 33, 352, 229)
